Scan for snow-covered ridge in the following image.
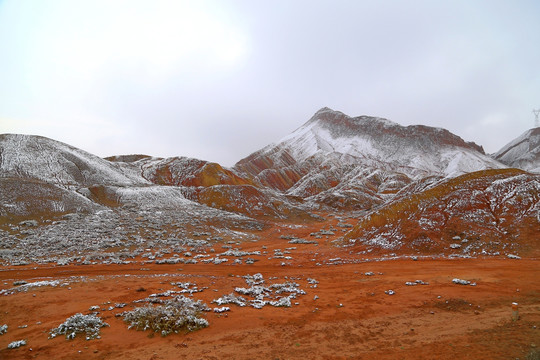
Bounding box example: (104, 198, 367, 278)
(0, 134, 147, 187)
(494, 127, 540, 173)
(0, 134, 311, 220)
(236, 107, 506, 180)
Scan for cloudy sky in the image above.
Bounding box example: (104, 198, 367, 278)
(1, 0, 539, 166)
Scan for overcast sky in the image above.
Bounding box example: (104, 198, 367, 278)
(1, 0, 539, 166)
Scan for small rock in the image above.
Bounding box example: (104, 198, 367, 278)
(213, 307, 230, 313)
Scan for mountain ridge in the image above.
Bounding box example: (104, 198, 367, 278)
(494, 127, 540, 173)
(1, 108, 538, 218)
(0, 109, 539, 266)
(235, 107, 504, 182)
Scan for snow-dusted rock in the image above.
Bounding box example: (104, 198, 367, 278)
(494, 127, 540, 173)
(452, 278, 476, 286)
(8, 339, 26, 349)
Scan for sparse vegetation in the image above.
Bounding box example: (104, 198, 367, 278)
(49, 313, 109, 340)
(7, 339, 26, 349)
(213, 293, 247, 307)
(123, 295, 209, 336)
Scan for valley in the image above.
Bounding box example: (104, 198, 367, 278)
(1, 108, 539, 359)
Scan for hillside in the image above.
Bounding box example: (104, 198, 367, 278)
(344, 169, 540, 256)
(107, 155, 313, 220)
(0, 134, 145, 187)
(494, 127, 540, 173)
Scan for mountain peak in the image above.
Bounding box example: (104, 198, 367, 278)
(308, 107, 396, 130)
(236, 108, 505, 181)
(314, 106, 335, 114)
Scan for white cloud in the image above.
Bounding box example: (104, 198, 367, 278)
(1, 0, 539, 165)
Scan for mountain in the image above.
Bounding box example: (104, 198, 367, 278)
(0, 135, 247, 222)
(0, 134, 145, 188)
(494, 127, 540, 173)
(234, 108, 505, 210)
(344, 168, 540, 256)
(0, 134, 140, 220)
(107, 155, 313, 220)
(106, 155, 253, 187)
(1, 112, 539, 265)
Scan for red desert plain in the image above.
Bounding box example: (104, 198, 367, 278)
(1, 216, 538, 360)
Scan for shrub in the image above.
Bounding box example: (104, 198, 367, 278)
(212, 293, 247, 307)
(123, 295, 209, 336)
(49, 313, 109, 340)
(7, 339, 26, 349)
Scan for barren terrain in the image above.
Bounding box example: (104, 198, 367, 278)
(1, 118, 539, 359)
(1, 218, 538, 360)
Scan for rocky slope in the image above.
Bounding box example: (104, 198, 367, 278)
(106, 155, 253, 187)
(344, 169, 540, 256)
(107, 155, 313, 220)
(0, 134, 260, 222)
(0, 177, 102, 221)
(494, 127, 540, 173)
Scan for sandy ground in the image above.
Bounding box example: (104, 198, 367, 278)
(0, 222, 539, 360)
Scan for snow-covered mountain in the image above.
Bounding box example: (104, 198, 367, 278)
(0, 134, 292, 221)
(0, 110, 521, 218)
(234, 108, 505, 210)
(236, 108, 504, 180)
(107, 155, 313, 220)
(494, 127, 540, 173)
(0, 134, 146, 188)
(107, 155, 253, 187)
(1, 112, 539, 262)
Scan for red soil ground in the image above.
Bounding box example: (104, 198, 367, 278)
(1, 220, 539, 360)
